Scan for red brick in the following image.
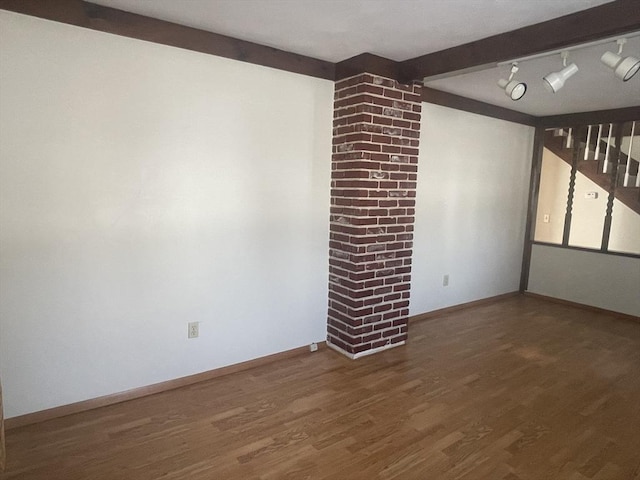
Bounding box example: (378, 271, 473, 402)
(364, 279, 384, 288)
(372, 116, 393, 126)
(363, 296, 384, 306)
(333, 132, 372, 144)
(363, 332, 382, 342)
(384, 276, 403, 285)
(371, 134, 393, 145)
(351, 199, 379, 207)
(361, 84, 385, 96)
(393, 318, 408, 327)
(334, 180, 379, 189)
(381, 145, 402, 154)
(372, 318, 392, 327)
(374, 286, 393, 295)
(400, 147, 419, 155)
(382, 327, 400, 337)
(382, 310, 400, 325)
(368, 190, 388, 198)
(384, 293, 402, 302)
(383, 88, 403, 99)
(403, 92, 422, 102)
(389, 208, 406, 216)
(385, 259, 403, 268)
(366, 154, 388, 163)
(354, 343, 373, 354)
(351, 236, 382, 246)
(364, 314, 382, 324)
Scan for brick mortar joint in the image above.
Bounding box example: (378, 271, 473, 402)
(334, 91, 422, 105)
(330, 282, 411, 290)
(328, 294, 411, 306)
(333, 101, 421, 112)
(332, 133, 421, 141)
(333, 111, 421, 122)
(328, 311, 410, 324)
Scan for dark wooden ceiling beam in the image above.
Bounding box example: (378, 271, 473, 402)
(399, 0, 640, 83)
(538, 106, 640, 128)
(422, 87, 537, 126)
(334, 53, 400, 81)
(0, 0, 335, 80)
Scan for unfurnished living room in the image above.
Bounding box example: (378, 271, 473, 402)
(1, 1, 639, 479)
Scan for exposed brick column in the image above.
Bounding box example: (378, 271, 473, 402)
(327, 73, 421, 359)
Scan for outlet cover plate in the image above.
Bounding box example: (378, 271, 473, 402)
(188, 322, 199, 339)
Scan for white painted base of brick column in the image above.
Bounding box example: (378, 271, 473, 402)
(326, 339, 406, 360)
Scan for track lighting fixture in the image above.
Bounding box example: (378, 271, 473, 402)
(488, 34, 639, 100)
(543, 51, 579, 93)
(497, 63, 527, 100)
(601, 38, 640, 81)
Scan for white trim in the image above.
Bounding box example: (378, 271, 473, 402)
(326, 339, 406, 359)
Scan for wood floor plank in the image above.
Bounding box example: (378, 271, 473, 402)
(2, 295, 640, 479)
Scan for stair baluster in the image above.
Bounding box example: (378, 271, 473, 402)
(603, 123, 613, 173)
(584, 125, 592, 160)
(624, 121, 636, 187)
(594, 124, 603, 160)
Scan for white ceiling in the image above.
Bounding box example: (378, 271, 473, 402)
(90, 0, 640, 117)
(91, 0, 615, 62)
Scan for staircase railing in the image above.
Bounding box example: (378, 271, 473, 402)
(553, 121, 640, 197)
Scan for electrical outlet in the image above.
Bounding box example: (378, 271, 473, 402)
(543, 213, 550, 223)
(309, 342, 318, 352)
(188, 322, 199, 339)
(443, 274, 449, 287)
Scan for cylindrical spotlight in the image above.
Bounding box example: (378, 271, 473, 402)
(498, 63, 527, 101)
(498, 78, 527, 100)
(601, 51, 640, 81)
(543, 63, 579, 93)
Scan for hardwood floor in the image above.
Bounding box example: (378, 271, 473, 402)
(2, 295, 640, 479)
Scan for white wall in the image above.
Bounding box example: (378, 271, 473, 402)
(410, 104, 534, 314)
(0, 12, 333, 418)
(528, 245, 640, 316)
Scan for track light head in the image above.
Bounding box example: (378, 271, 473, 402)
(543, 53, 579, 93)
(498, 63, 527, 100)
(601, 51, 640, 81)
(498, 78, 527, 100)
